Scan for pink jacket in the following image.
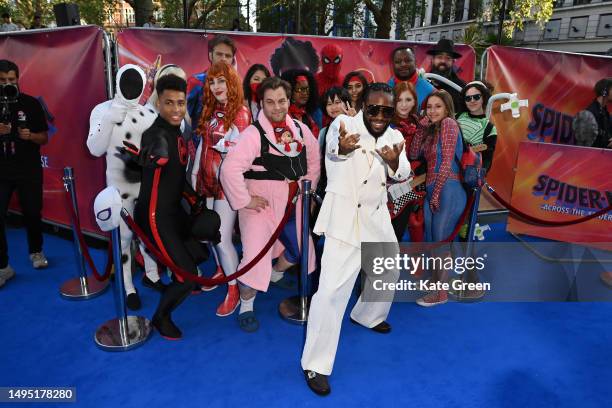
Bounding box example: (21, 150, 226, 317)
(220, 114, 321, 291)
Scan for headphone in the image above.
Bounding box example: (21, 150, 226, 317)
(157, 64, 179, 79)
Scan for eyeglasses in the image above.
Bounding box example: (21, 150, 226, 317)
(365, 104, 395, 119)
(294, 87, 310, 94)
(464, 94, 482, 102)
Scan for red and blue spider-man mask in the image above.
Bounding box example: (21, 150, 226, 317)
(320, 44, 343, 79)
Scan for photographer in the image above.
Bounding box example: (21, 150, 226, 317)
(0, 60, 49, 287)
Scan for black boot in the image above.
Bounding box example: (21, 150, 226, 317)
(152, 313, 182, 340)
(142, 275, 168, 292)
(152, 281, 193, 340)
(126, 289, 141, 310)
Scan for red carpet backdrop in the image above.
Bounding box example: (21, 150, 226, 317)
(1, 26, 109, 234)
(483, 45, 612, 212)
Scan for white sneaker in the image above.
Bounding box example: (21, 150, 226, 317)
(30, 252, 49, 269)
(0, 264, 16, 284)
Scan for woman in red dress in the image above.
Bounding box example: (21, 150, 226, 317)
(192, 61, 251, 316)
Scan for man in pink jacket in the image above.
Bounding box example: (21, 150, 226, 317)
(220, 77, 320, 332)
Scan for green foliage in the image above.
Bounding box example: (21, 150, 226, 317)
(505, 0, 554, 37)
(0, 0, 118, 28)
(160, 0, 184, 28)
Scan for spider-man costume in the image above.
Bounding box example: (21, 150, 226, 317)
(316, 44, 343, 97)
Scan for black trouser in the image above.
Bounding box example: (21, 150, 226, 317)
(391, 204, 412, 242)
(135, 207, 200, 319)
(0, 167, 43, 268)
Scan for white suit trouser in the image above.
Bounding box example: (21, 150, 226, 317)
(301, 237, 398, 375)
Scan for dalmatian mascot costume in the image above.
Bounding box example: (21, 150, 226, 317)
(87, 64, 161, 310)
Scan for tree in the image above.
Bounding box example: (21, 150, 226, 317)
(68, 0, 119, 26)
(505, 0, 554, 38)
(362, 0, 393, 39)
(481, 0, 554, 39)
(0, 0, 120, 27)
(124, 0, 154, 27)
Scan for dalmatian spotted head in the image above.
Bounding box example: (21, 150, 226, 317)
(115, 64, 147, 106)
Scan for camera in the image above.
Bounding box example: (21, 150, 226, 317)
(1, 83, 19, 125)
(0, 83, 19, 103)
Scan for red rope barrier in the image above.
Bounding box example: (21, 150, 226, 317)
(122, 182, 300, 286)
(485, 183, 612, 227)
(442, 191, 476, 243)
(64, 189, 112, 282)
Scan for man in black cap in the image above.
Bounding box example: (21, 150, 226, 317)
(427, 39, 466, 113)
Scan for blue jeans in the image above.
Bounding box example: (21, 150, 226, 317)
(423, 179, 466, 242)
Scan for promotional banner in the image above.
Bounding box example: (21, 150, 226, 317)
(507, 142, 612, 244)
(1, 26, 109, 234)
(483, 45, 612, 211)
(116, 28, 476, 100)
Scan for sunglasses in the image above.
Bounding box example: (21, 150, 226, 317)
(464, 94, 482, 102)
(365, 104, 395, 119)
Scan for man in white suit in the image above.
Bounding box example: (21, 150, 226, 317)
(301, 83, 410, 396)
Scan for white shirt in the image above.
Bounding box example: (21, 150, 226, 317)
(1, 22, 19, 32)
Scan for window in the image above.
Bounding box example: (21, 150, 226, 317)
(597, 14, 612, 37)
(568, 16, 588, 38)
(468, 0, 481, 20)
(440, 31, 449, 39)
(429, 31, 439, 42)
(441, 0, 452, 24)
(573, 0, 591, 5)
(453, 29, 462, 41)
(543, 19, 561, 40)
(454, 0, 466, 21)
(415, 33, 423, 41)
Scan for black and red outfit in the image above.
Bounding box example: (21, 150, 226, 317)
(289, 104, 320, 139)
(134, 115, 220, 338)
(389, 114, 425, 242)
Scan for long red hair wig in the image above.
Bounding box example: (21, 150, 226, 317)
(197, 62, 244, 136)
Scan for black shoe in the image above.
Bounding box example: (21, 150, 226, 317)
(350, 317, 391, 334)
(126, 290, 141, 310)
(152, 313, 182, 340)
(142, 275, 167, 292)
(303, 370, 330, 396)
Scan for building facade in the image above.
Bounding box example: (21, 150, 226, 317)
(405, 0, 612, 54)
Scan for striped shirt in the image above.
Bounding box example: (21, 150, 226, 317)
(457, 112, 496, 146)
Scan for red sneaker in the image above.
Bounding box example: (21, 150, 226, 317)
(200, 266, 224, 292)
(216, 284, 240, 317)
(416, 290, 448, 307)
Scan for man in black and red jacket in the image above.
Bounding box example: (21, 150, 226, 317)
(128, 74, 220, 340)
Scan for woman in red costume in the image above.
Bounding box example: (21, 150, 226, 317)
(281, 69, 321, 138)
(389, 81, 425, 242)
(192, 61, 251, 316)
(243, 64, 270, 122)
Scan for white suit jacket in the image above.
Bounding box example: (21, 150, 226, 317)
(314, 112, 411, 248)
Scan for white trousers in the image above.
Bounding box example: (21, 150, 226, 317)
(301, 237, 398, 375)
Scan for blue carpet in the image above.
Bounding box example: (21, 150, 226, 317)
(1, 224, 612, 408)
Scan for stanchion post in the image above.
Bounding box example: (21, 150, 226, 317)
(111, 227, 129, 343)
(299, 179, 311, 322)
(95, 222, 152, 351)
(60, 167, 109, 300)
(454, 186, 483, 301)
(64, 167, 88, 284)
(279, 180, 312, 325)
